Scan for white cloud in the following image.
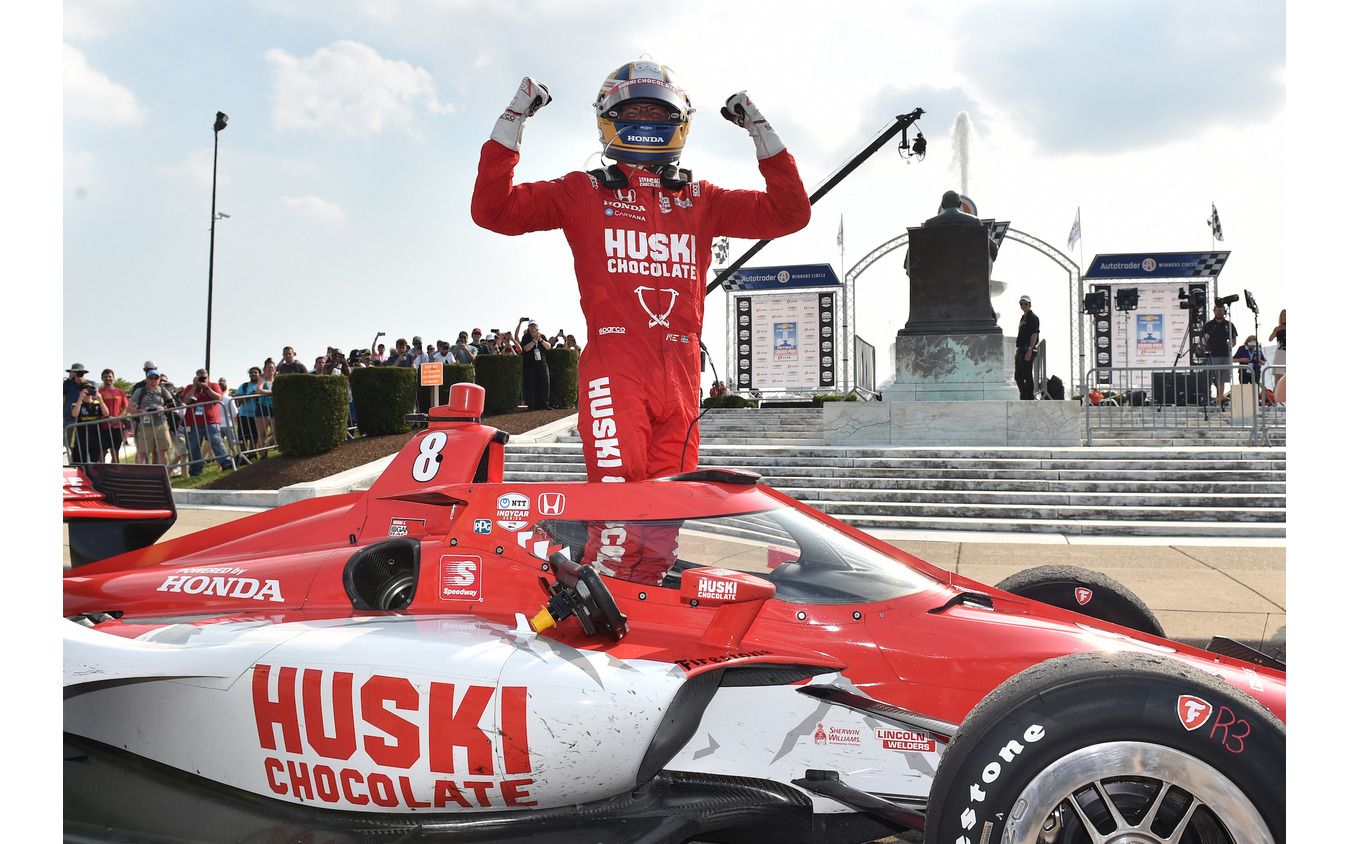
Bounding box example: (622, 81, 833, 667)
(266, 40, 455, 139)
(281, 195, 346, 223)
(64, 43, 147, 126)
(63, 0, 141, 40)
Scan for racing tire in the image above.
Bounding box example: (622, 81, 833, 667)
(996, 564, 1165, 637)
(923, 651, 1284, 844)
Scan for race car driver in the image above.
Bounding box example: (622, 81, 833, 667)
(472, 59, 810, 585)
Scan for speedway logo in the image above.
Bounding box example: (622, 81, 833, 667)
(876, 727, 936, 752)
(603, 228, 699, 279)
(157, 573, 283, 602)
(252, 665, 535, 810)
(496, 493, 530, 530)
(440, 555, 482, 601)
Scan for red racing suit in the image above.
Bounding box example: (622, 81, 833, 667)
(472, 139, 810, 583)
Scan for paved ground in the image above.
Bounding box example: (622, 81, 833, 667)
(64, 506, 1286, 661)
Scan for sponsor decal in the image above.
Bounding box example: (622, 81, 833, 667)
(587, 377, 624, 481)
(955, 723, 1046, 840)
(612, 188, 637, 203)
(876, 728, 937, 752)
(674, 196, 692, 210)
(388, 518, 425, 538)
(537, 493, 565, 516)
(1074, 587, 1092, 606)
(439, 555, 481, 601)
(473, 519, 492, 534)
(1142, 258, 1157, 272)
(1177, 695, 1212, 731)
(603, 228, 699, 279)
(664, 333, 690, 343)
(812, 723, 862, 747)
(603, 199, 646, 213)
(599, 326, 626, 335)
(674, 649, 773, 671)
(658, 194, 671, 214)
(252, 665, 535, 809)
(696, 577, 737, 600)
(635, 285, 678, 327)
(158, 574, 284, 602)
(637, 176, 662, 187)
(496, 493, 530, 531)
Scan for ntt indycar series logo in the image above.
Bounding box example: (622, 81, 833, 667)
(604, 228, 699, 279)
(496, 493, 530, 530)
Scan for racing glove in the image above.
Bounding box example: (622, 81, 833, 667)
(490, 76, 552, 151)
(721, 91, 786, 160)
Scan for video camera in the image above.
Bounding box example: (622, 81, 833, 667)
(1216, 293, 1240, 308)
(1176, 285, 1208, 311)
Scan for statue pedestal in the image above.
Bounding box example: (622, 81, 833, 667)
(881, 333, 1019, 401)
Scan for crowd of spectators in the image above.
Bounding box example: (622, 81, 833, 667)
(64, 320, 585, 471)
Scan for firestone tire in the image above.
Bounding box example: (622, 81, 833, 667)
(996, 564, 1166, 638)
(924, 651, 1284, 844)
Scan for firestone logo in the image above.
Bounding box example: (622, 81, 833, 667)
(1177, 695, 1213, 731)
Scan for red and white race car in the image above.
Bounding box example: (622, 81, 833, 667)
(64, 384, 1285, 844)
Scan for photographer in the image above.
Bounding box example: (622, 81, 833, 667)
(517, 318, 552, 410)
(178, 368, 234, 475)
(453, 332, 477, 365)
(1200, 304, 1239, 404)
(68, 380, 108, 463)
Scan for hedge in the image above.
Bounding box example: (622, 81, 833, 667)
(351, 366, 418, 436)
(472, 355, 524, 415)
(546, 347, 579, 409)
(273, 373, 350, 455)
(415, 363, 475, 412)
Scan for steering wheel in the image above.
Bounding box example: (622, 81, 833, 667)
(573, 565, 628, 642)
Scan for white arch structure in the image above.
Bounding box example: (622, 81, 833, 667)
(843, 228, 1084, 393)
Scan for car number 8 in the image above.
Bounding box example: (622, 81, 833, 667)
(412, 431, 448, 482)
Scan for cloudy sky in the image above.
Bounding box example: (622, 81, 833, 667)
(52, 0, 1290, 394)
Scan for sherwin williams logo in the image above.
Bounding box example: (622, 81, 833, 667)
(496, 493, 530, 530)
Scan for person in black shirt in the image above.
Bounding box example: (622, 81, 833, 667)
(1199, 304, 1239, 403)
(1014, 294, 1040, 400)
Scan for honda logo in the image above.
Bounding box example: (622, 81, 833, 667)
(538, 493, 566, 516)
(613, 189, 637, 203)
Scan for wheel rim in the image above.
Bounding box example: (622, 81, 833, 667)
(1003, 742, 1273, 844)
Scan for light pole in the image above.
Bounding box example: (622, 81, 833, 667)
(205, 110, 228, 372)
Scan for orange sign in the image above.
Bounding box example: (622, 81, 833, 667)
(419, 364, 443, 387)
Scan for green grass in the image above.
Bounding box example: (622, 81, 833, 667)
(168, 448, 276, 489)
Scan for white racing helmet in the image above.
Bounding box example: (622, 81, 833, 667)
(595, 59, 694, 166)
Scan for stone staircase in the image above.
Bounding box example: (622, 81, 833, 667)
(504, 408, 1286, 539)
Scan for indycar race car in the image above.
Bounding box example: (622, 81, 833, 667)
(64, 383, 1286, 844)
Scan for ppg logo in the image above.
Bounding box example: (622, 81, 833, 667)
(473, 519, 491, 534)
(538, 493, 565, 516)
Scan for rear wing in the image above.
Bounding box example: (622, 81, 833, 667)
(64, 464, 177, 568)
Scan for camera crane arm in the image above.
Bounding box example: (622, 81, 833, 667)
(705, 108, 926, 297)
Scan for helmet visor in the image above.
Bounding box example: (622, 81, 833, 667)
(598, 79, 689, 122)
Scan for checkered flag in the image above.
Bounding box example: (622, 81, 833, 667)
(1184, 253, 1229, 277)
(1207, 203, 1224, 242)
(713, 237, 730, 266)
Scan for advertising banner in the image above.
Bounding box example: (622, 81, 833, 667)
(1084, 251, 1230, 280)
(734, 291, 836, 391)
(722, 264, 841, 291)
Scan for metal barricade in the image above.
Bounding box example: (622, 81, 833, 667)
(64, 399, 256, 475)
(1083, 363, 1285, 446)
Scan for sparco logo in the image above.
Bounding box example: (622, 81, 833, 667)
(587, 377, 624, 482)
(158, 574, 284, 602)
(599, 326, 626, 335)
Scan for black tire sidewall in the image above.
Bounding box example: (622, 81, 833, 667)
(996, 564, 1166, 637)
(925, 652, 1284, 844)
